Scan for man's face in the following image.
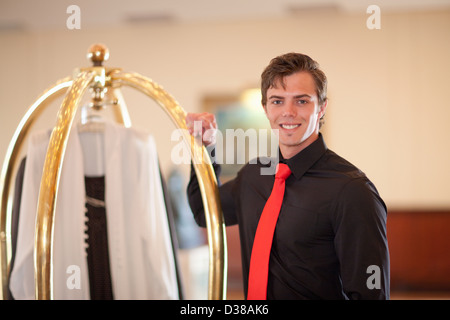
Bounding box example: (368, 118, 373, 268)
(263, 71, 326, 159)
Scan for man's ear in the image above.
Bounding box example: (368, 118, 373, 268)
(319, 100, 328, 119)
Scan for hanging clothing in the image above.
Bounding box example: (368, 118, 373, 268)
(10, 121, 180, 300)
(84, 176, 114, 300)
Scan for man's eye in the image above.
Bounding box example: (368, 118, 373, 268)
(297, 99, 307, 104)
(272, 100, 282, 105)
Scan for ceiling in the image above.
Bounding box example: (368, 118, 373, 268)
(1, 0, 450, 31)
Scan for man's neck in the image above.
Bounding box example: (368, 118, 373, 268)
(280, 132, 320, 159)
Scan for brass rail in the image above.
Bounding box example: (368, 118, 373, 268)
(0, 78, 73, 300)
(111, 70, 227, 300)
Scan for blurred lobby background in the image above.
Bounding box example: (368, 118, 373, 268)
(1, 0, 450, 300)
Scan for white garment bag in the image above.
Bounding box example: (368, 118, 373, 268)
(10, 121, 179, 300)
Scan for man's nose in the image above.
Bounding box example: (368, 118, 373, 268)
(282, 101, 296, 117)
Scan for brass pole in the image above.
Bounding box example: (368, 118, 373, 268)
(0, 78, 72, 300)
(34, 70, 97, 299)
(111, 70, 228, 300)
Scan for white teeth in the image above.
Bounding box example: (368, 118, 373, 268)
(281, 124, 299, 129)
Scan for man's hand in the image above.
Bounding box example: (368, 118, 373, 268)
(186, 112, 217, 146)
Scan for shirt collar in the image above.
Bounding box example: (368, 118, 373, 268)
(279, 133, 328, 180)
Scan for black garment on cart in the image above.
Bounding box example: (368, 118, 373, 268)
(84, 176, 114, 300)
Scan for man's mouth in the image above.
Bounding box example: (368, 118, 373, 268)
(280, 124, 300, 129)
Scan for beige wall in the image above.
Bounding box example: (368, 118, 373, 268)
(1, 9, 449, 210)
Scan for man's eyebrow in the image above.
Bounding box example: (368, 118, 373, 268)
(293, 94, 312, 99)
(268, 95, 285, 100)
(268, 94, 312, 100)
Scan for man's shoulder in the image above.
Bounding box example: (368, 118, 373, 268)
(320, 149, 368, 180)
(321, 149, 384, 202)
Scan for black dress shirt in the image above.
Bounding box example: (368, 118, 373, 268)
(187, 134, 389, 300)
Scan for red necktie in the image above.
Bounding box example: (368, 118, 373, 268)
(247, 163, 292, 300)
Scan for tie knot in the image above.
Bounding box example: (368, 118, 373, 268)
(275, 163, 291, 180)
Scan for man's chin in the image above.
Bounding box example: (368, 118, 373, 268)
(279, 133, 317, 149)
(279, 136, 304, 147)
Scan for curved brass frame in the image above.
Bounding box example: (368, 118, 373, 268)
(0, 66, 227, 300)
(111, 70, 227, 300)
(0, 77, 73, 300)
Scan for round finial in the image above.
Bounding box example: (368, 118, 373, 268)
(87, 43, 110, 66)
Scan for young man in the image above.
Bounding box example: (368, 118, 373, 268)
(186, 53, 389, 300)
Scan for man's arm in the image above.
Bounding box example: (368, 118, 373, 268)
(185, 112, 239, 227)
(187, 160, 218, 227)
(333, 178, 390, 300)
(187, 152, 239, 227)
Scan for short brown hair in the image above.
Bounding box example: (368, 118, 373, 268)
(261, 52, 328, 106)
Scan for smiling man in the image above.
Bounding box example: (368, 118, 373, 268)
(262, 67, 326, 159)
(186, 53, 389, 300)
